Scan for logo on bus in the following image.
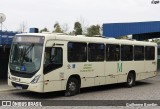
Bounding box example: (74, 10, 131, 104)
(67, 64, 71, 69)
(117, 63, 122, 72)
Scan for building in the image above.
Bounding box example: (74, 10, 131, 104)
(103, 21, 160, 40)
(0, 31, 18, 79)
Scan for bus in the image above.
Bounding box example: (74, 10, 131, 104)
(8, 33, 157, 96)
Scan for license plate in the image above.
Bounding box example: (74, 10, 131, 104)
(16, 86, 22, 89)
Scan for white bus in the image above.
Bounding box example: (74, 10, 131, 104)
(8, 33, 157, 96)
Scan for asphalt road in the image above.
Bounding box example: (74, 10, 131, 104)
(0, 72, 160, 109)
(0, 77, 160, 100)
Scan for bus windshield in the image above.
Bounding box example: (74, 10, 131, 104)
(9, 36, 44, 74)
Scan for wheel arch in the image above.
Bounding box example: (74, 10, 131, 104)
(127, 70, 136, 79)
(67, 74, 81, 87)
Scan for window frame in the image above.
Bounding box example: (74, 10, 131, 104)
(121, 45, 133, 61)
(88, 43, 105, 62)
(134, 45, 144, 61)
(145, 46, 155, 60)
(43, 47, 63, 74)
(67, 42, 87, 62)
(106, 44, 120, 61)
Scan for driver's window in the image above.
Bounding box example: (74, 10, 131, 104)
(44, 47, 63, 74)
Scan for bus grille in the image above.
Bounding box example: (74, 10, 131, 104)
(11, 82, 29, 89)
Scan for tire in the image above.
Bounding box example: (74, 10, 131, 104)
(65, 77, 80, 96)
(126, 73, 136, 88)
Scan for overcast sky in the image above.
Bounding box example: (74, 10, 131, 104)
(1, 0, 160, 32)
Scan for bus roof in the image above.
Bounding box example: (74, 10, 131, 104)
(16, 33, 157, 46)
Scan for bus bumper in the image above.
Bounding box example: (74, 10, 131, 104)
(8, 79, 44, 93)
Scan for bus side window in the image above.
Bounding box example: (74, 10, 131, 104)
(106, 44, 120, 61)
(145, 46, 155, 60)
(88, 43, 105, 62)
(68, 42, 87, 62)
(121, 45, 133, 61)
(44, 47, 63, 74)
(134, 46, 144, 61)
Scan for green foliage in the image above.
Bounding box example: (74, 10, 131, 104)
(116, 36, 128, 39)
(152, 39, 160, 44)
(87, 25, 100, 37)
(40, 27, 49, 33)
(74, 22, 82, 35)
(53, 22, 63, 33)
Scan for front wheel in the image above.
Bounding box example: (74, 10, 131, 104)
(65, 77, 80, 96)
(126, 73, 136, 88)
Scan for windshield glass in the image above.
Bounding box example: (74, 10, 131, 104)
(9, 36, 44, 74)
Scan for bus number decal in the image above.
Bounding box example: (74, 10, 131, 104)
(117, 63, 122, 73)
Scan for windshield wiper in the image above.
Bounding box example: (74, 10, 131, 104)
(20, 43, 35, 65)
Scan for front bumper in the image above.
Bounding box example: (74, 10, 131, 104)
(8, 79, 44, 93)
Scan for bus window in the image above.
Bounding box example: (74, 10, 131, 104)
(68, 42, 87, 62)
(134, 46, 144, 61)
(121, 45, 133, 61)
(88, 43, 105, 62)
(145, 46, 155, 60)
(44, 47, 63, 74)
(106, 44, 120, 61)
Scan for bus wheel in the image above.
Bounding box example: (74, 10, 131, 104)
(126, 72, 135, 88)
(65, 77, 80, 96)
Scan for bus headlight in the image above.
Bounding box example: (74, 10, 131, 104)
(31, 75, 41, 84)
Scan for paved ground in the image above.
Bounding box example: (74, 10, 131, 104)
(1, 76, 160, 100)
(0, 72, 160, 109)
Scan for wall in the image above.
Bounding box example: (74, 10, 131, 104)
(0, 46, 10, 79)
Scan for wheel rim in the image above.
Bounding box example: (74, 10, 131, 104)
(69, 82, 76, 91)
(128, 76, 133, 85)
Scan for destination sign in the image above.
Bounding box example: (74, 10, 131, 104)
(13, 36, 44, 44)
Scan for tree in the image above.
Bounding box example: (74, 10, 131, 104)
(87, 25, 101, 36)
(116, 36, 128, 39)
(74, 22, 82, 35)
(53, 22, 63, 33)
(79, 16, 89, 35)
(151, 38, 160, 44)
(40, 27, 49, 33)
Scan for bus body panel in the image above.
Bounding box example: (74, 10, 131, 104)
(105, 62, 119, 84)
(88, 62, 105, 86)
(81, 78, 95, 88)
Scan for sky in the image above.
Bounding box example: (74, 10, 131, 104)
(1, 0, 160, 32)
